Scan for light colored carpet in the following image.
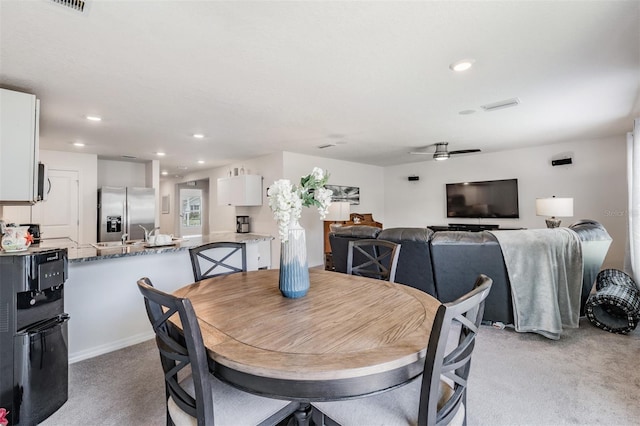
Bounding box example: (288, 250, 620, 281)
(42, 318, 639, 425)
(468, 318, 640, 425)
(41, 339, 165, 426)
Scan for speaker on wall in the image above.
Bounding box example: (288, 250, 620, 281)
(552, 158, 572, 166)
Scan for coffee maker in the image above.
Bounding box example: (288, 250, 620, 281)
(236, 216, 250, 233)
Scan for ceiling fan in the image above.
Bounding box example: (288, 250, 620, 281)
(409, 142, 481, 161)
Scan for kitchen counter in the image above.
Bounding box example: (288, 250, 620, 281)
(30, 232, 273, 263)
(39, 231, 274, 362)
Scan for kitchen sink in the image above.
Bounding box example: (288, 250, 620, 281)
(90, 240, 144, 249)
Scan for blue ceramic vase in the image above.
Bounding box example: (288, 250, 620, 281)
(279, 220, 310, 298)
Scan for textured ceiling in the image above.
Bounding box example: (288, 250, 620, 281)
(1, 0, 638, 176)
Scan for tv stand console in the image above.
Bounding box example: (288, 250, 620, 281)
(428, 224, 525, 232)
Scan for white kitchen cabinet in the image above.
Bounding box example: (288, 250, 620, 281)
(217, 175, 262, 206)
(0, 88, 40, 204)
(245, 239, 272, 270)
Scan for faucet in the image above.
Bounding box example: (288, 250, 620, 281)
(139, 225, 149, 241)
(138, 225, 160, 242)
(121, 233, 129, 245)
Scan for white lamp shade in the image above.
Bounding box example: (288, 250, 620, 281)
(324, 201, 350, 221)
(535, 197, 573, 217)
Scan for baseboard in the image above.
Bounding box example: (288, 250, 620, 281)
(69, 331, 155, 364)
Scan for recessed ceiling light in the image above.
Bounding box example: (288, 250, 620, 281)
(197, 160, 205, 164)
(193, 134, 205, 139)
(86, 115, 102, 121)
(72, 142, 85, 147)
(449, 59, 475, 72)
(161, 171, 168, 176)
(155, 152, 166, 156)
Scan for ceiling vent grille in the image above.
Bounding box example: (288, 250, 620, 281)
(480, 98, 520, 112)
(49, 0, 86, 13)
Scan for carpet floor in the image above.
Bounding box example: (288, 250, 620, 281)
(41, 318, 640, 426)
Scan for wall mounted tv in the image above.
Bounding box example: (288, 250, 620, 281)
(446, 178, 519, 219)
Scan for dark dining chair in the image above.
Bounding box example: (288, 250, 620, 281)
(136, 277, 298, 426)
(346, 239, 401, 282)
(189, 242, 247, 281)
(313, 274, 493, 426)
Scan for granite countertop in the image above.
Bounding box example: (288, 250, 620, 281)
(13, 232, 273, 263)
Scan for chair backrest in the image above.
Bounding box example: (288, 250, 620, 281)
(189, 242, 247, 281)
(136, 277, 213, 425)
(347, 239, 401, 282)
(329, 226, 382, 273)
(418, 274, 493, 426)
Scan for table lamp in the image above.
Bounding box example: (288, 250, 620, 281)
(325, 201, 351, 226)
(535, 196, 573, 228)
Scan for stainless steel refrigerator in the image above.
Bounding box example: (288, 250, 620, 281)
(98, 186, 155, 242)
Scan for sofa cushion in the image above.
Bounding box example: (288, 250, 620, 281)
(378, 227, 437, 297)
(430, 231, 514, 324)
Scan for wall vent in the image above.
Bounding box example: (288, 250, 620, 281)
(49, 0, 86, 13)
(0, 303, 8, 333)
(480, 97, 521, 112)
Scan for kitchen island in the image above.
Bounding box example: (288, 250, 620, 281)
(38, 232, 273, 362)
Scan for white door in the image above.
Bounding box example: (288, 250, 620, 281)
(179, 188, 203, 237)
(31, 169, 79, 242)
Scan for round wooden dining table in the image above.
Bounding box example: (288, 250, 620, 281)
(172, 268, 441, 404)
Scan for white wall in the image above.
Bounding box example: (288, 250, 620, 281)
(384, 136, 627, 269)
(282, 152, 385, 268)
(147, 160, 160, 227)
(159, 151, 385, 268)
(97, 158, 148, 188)
(159, 138, 625, 269)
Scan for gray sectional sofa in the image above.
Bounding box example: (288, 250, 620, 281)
(329, 220, 612, 325)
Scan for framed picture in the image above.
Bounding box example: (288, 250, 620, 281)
(326, 185, 360, 205)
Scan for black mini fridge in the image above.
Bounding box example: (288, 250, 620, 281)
(0, 248, 69, 425)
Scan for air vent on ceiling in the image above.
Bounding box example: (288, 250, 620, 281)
(121, 155, 137, 160)
(318, 143, 336, 149)
(49, 0, 86, 13)
(480, 98, 521, 112)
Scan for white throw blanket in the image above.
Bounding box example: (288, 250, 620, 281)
(488, 228, 583, 340)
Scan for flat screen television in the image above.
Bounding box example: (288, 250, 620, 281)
(446, 178, 519, 219)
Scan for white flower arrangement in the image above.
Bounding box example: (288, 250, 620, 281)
(268, 167, 333, 241)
